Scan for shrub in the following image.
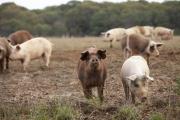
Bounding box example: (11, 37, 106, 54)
(112, 105, 140, 120)
(149, 112, 165, 120)
(30, 100, 78, 120)
(55, 105, 76, 120)
(0, 102, 31, 120)
(30, 104, 49, 120)
(175, 78, 180, 95)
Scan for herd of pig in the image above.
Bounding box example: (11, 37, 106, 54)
(0, 30, 52, 71)
(0, 26, 173, 104)
(102, 26, 173, 48)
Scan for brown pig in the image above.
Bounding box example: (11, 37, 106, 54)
(77, 46, 107, 102)
(8, 30, 32, 45)
(121, 34, 163, 64)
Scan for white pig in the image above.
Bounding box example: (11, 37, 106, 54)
(101, 28, 126, 48)
(9, 37, 53, 71)
(121, 55, 154, 104)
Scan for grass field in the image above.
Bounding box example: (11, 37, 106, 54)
(0, 36, 180, 120)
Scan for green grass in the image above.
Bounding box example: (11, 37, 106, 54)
(149, 112, 165, 120)
(30, 100, 78, 120)
(0, 100, 78, 120)
(0, 102, 31, 120)
(87, 97, 102, 109)
(175, 77, 180, 95)
(55, 105, 76, 120)
(112, 105, 140, 120)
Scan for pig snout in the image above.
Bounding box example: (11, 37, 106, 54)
(92, 58, 98, 64)
(90, 58, 99, 68)
(141, 97, 147, 102)
(140, 89, 148, 102)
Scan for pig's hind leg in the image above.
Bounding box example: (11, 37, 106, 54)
(42, 51, 51, 67)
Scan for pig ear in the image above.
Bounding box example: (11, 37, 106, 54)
(156, 43, 163, 47)
(106, 33, 110, 37)
(80, 51, 89, 61)
(7, 39, 11, 43)
(16, 45, 21, 51)
(126, 74, 137, 81)
(145, 75, 154, 81)
(97, 49, 106, 59)
(101, 32, 105, 35)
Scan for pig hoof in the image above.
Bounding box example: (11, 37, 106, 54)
(156, 55, 159, 57)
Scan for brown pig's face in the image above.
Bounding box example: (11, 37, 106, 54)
(80, 49, 106, 69)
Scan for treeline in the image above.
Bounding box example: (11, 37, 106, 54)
(0, 0, 180, 37)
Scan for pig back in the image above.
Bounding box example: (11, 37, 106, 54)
(121, 56, 149, 79)
(8, 30, 32, 45)
(121, 34, 150, 54)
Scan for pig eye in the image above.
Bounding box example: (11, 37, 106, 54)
(134, 82, 139, 87)
(16, 45, 21, 51)
(150, 46, 155, 52)
(107, 33, 110, 37)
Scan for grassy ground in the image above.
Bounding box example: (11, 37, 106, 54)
(0, 36, 180, 120)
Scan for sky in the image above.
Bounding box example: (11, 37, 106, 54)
(0, 0, 166, 10)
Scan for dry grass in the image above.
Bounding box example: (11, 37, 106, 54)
(47, 36, 120, 51)
(47, 36, 180, 51)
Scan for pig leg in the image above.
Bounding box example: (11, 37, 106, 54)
(3, 58, 6, 71)
(146, 54, 150, 66)
(43, 53, 51, 67)
(97, 85, 104, 102)
(83, 87, 92, 99)
(124, 48, 132, 59)
(122, 79, 130, 101)
(124, 49, 129, 59)
(6, 57, 9, 69)
(110, 40, 113, 48)
(0, 60, 3, 72)
(131, 91, 136, 104)
(20, 59, 24, 64)
(23, 57, 30, 71)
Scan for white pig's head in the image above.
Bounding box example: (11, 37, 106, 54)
(148, 41, 163, 57)
(127, 74, 154, 102)
(9, 45, 23, 60)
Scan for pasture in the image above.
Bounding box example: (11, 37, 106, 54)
(0, 36, 180, 120)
